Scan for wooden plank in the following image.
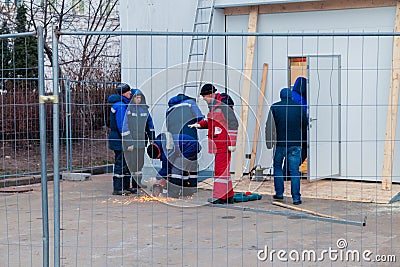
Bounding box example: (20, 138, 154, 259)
(224, 0, 396, 16)
(382, 1, 400, 191)
(249, 63, 268, 171)
(224, 6, 251, 16)
(272, 201, 344, 220)
(234, 6, 258, 180)
(260, 0, 396, 14)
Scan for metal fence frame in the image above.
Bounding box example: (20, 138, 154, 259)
(53, 29, 400, 266)
(2, 29, 400, 266)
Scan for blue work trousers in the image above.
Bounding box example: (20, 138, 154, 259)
(113, 150, 131, 191)
(273, 146, 302, 202)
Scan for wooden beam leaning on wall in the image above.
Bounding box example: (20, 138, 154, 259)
(249, 63, 268, 171)
(224, 0, 397, 16)
(382, 1, 400, 191)
(234, 5, 258, 181)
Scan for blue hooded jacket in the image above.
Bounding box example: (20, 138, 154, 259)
(108, 94, 131, 151)
(166, 94, 204, 139)
(121, 89, 155, 149)
(153, 133, 201, 178)
(292, 77, 307, 112)
(265, 88, 308, 148)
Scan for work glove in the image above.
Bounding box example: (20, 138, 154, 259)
(127, 145, 135, 151)
(188, 123, 201, 128)
(228, 146, 236, 152)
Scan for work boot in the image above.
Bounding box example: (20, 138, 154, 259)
(293, 200, 302, 205)
(112, 190, 131, 196)
(166, 182, 181, 198)
(126, 187, 138, 194)
(273, 195, 284, 200)
(123, 174, 131, 191)
(113, 177, 124, 195)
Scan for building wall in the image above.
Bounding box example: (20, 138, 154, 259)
(119, 0, 227, 170)
(119, 0, 226, 88)
(120, 0, 400, 182)
(225, 6, 399, 182)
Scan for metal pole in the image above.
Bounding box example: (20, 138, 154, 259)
(38, 25, 49, 267)
(0, 31, 36, 39)
(52, 26, 61, 267)
(65, 78, 72, 172)
(58, 30, 400, 37)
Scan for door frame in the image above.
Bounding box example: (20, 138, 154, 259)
(288, 55, 342, 181)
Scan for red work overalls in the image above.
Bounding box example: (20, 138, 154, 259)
(199, 95, 237, 199)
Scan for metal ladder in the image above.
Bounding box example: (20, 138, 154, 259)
(183, 0, 215, 94)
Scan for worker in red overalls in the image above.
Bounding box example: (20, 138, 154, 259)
(189, 84, 238, 204)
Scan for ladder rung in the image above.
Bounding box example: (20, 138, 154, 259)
(198, 6, 212, 10)
(184, 0, 214, 92)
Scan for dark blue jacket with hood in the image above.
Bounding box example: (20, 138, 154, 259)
(153, 133, 201, 178)
(292, 77, 307, 112)
(166, 94, 204, 139)
(265, 88, 308, 148)
(122, 89, 155, 150)
(108, 94, 131, 151)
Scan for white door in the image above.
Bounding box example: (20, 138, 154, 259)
(307, 55, 341, 181)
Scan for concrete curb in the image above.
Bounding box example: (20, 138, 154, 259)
(0, 164, 113, 188)
(0, 174, 54, 188)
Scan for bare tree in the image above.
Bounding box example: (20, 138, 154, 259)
(24, 0, 122, 136)
(0, 3, 17, 23)
(26, 0, 120, 82)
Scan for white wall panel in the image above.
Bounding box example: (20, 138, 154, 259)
(120, 0, 400, 182)
(226, 7, 399, 181)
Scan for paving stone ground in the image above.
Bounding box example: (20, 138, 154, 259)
(0, 173, 399, 266)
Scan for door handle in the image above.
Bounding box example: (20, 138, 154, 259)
(309, 117, 317, 128)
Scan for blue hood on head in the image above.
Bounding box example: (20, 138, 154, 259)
(131, 89, 147, 104)
(293, 77, 307, 97)
(131, 88, 144, 97)
(280, 88, 292, 100)
(168, 93, 194, 107)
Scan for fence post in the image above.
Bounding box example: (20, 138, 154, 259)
(52, 26, 61, 267)
(38, 25, 49, 267)
(65, 78, 72, 172)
